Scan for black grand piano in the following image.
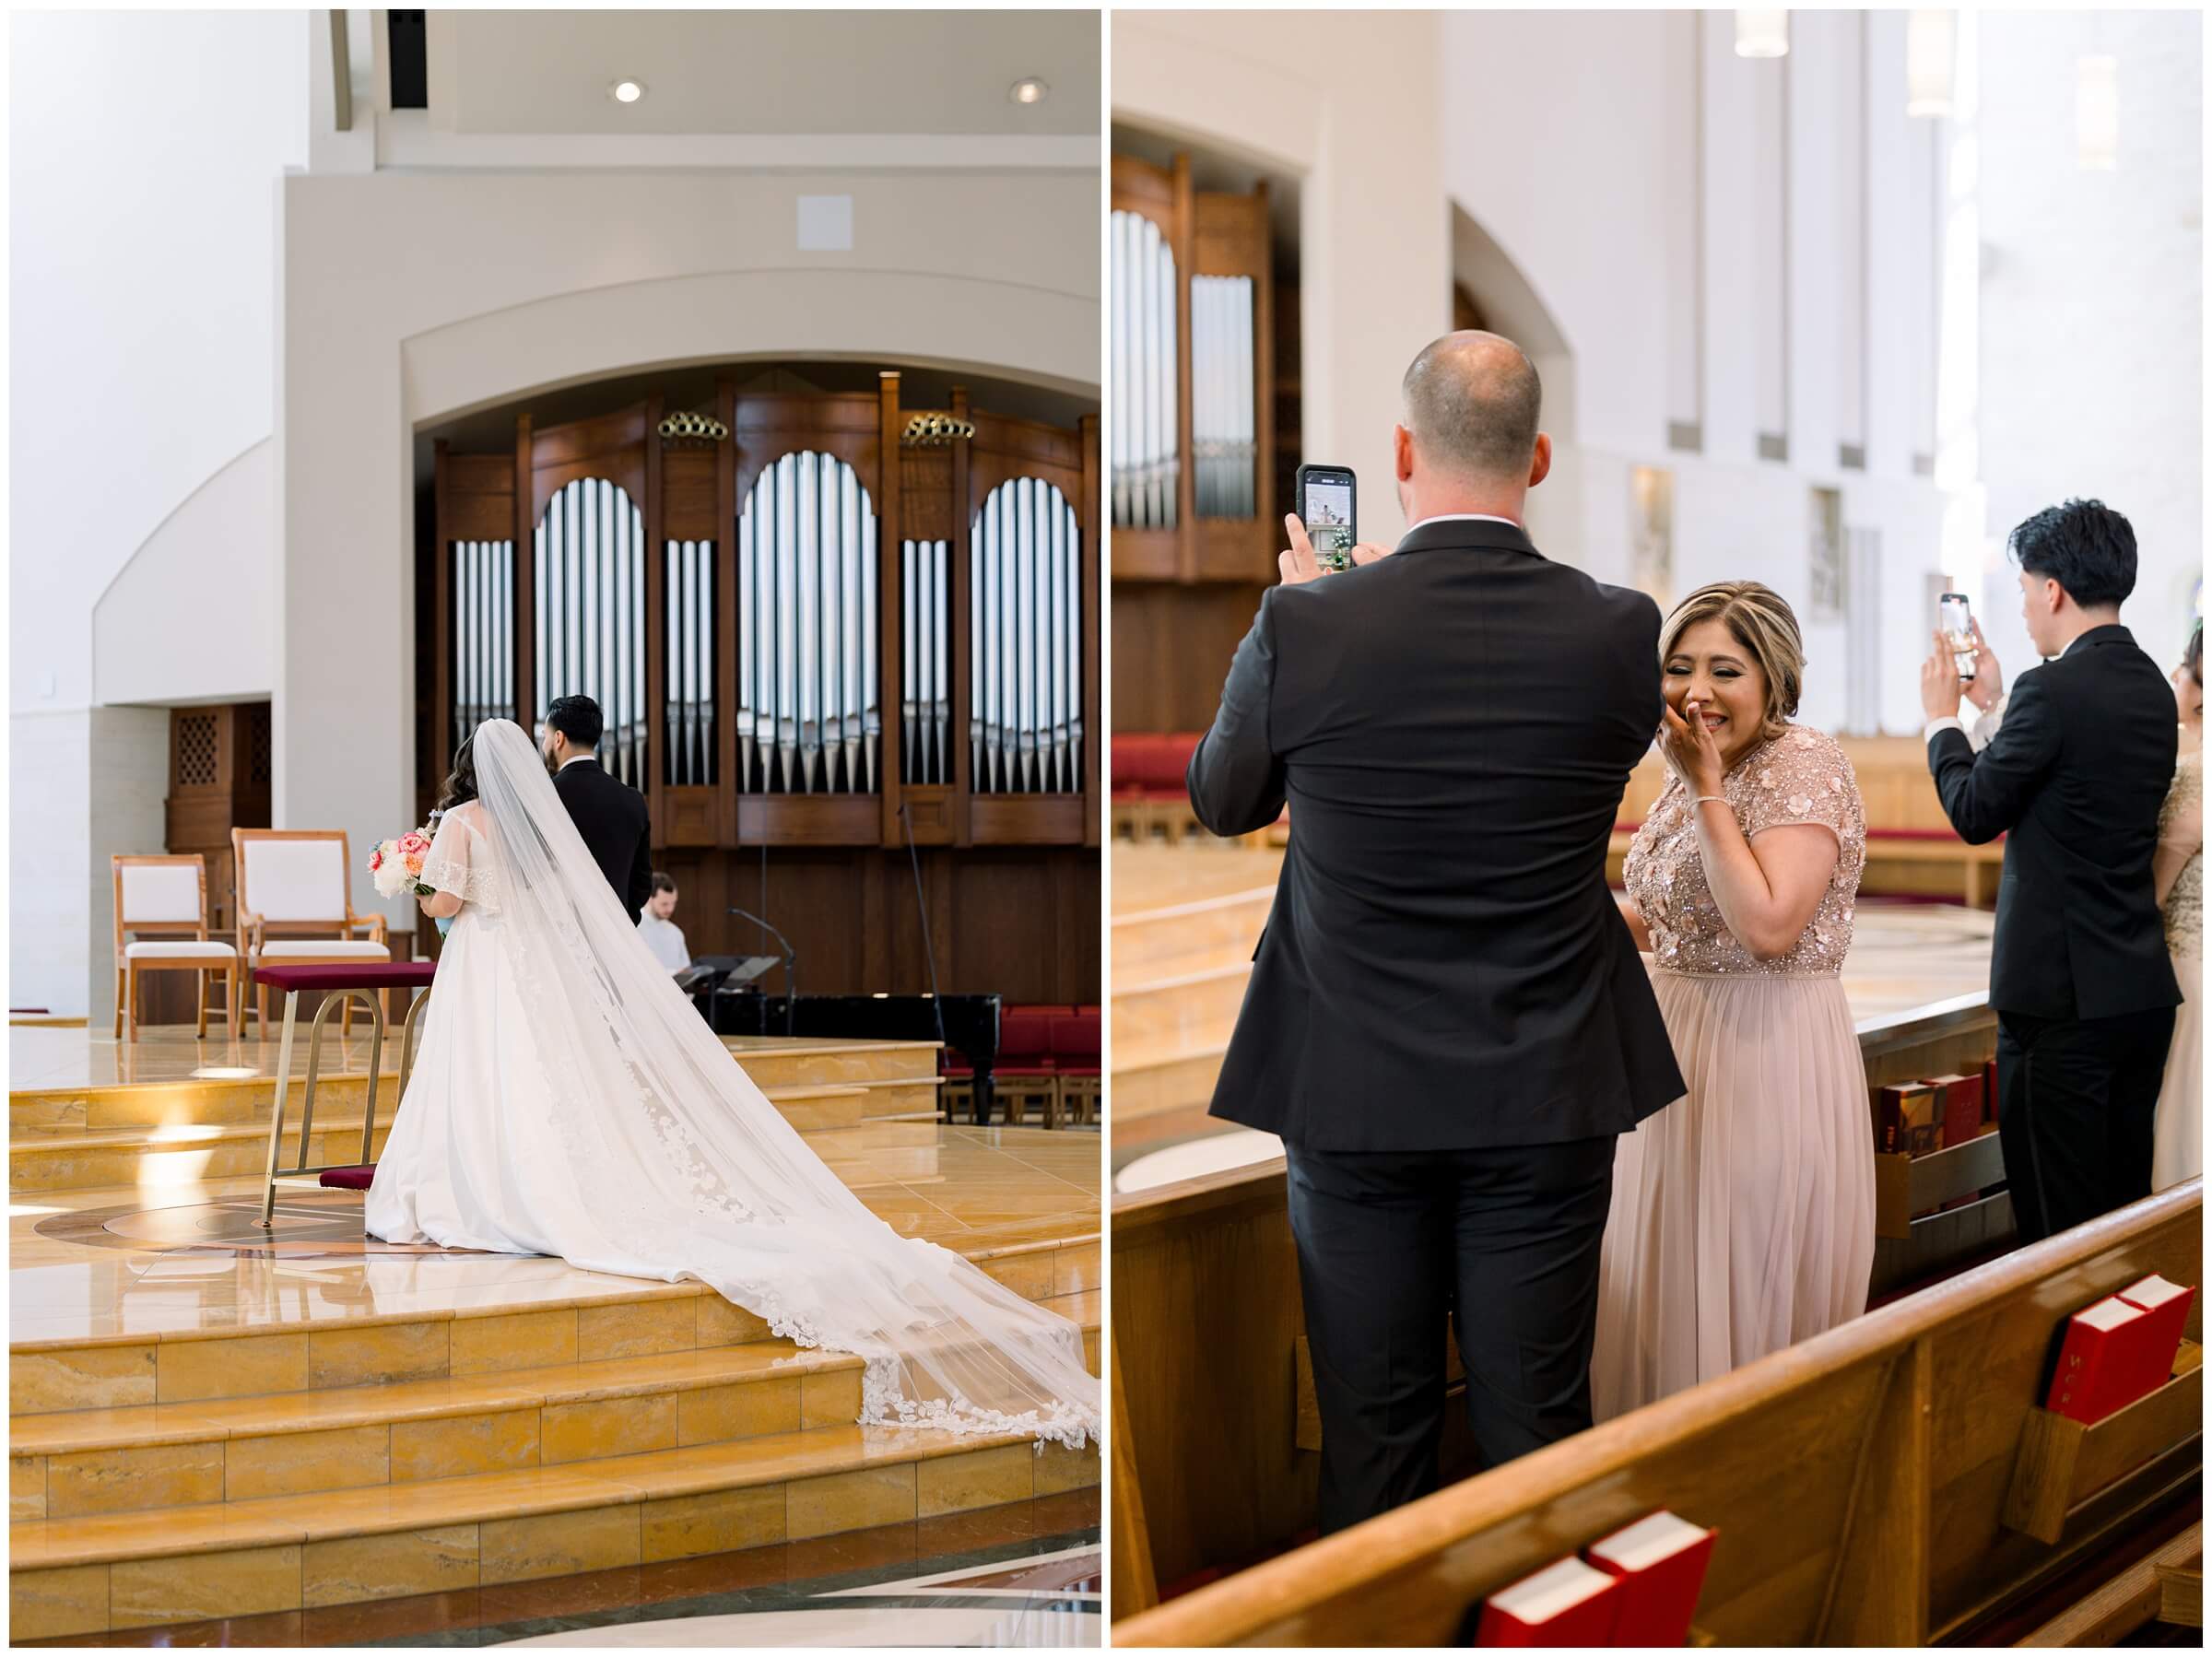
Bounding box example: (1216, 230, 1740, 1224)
(709, 990, 1005, 1125)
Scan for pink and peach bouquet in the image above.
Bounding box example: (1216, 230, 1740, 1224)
(368, 828, 437, 899)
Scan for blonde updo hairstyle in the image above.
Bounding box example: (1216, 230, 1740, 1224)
(1659, 581, 1805, 742)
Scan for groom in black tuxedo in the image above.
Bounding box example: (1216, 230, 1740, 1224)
(543, 694, 653, 920)
(1187, 332, 1684, 1534)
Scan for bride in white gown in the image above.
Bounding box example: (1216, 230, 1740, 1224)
(366, 718, 1099, 1450)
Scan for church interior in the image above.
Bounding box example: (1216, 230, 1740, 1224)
(1107, 8, 2204, 1646)
(9, 10, 1100, 1646)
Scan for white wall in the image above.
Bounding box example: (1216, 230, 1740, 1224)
(1974, 10, 2203, 678)
(7, 10, 305, 1017)
(280, 166, 1100, 930)
(1112, 9, 1452, 545)
(94, 440, 277, 708)
(1432, 10, 1953, 734)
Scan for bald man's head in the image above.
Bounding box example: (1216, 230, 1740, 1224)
(1400, 332, 1543, 483)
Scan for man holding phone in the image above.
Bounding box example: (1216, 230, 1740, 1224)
(1919, 499, 2180, 1243)
(1186, 331, 1683, 1533)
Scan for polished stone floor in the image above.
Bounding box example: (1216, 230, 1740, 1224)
(18, 1489, 1101, 1647)
(7, 1026, 900, 1092)
(9, 1128, 1100, 1346)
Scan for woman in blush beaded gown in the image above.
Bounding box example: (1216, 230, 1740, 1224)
(1593, 582, 1875, 1418)
(2151, 623, 2202, 1189)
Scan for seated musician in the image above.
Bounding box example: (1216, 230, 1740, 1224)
(636, 871, 691, 974)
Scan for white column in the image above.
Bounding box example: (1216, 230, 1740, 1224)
(1663, 10, 1703, 450)
(1701, 10, 1759, 464)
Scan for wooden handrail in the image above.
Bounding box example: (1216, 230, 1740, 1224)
(1115, 1176, 2201, 1645)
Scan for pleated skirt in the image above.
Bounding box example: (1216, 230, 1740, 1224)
(1592, 970, 1876, 1422)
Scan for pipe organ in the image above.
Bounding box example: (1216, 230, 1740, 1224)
(901, 539, 950, 786)
(1112, 208, 1179, 532)
(1108, 151, 1276, 583)
(450, 540, 515, 765)
(973, 479, 1083, 794)
(665, 539, 715, 787)
(535, 477, 648, 789)
(428, 372, 1098, 854)
(735, 452, 878, 796)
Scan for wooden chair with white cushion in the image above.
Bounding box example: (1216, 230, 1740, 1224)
(112, 854, 240, 1040)
(231, 828, 390, 1036)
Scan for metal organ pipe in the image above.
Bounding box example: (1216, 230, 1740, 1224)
(1111, 209, 1179, 530)
(665, 539, 714, 786)
(734, 451, 880, 794)
(900, 538, 950, 786)
(452, 539, 516, 755)
(534, 478, 645, 788)
(972, 477, 1081, 793)
(1192, 274, 1255, 519)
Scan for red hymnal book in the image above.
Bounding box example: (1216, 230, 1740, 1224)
(1584, 1510, 1717, 1647)
(2046, 1297, 2152, 1424)
(1931, 1074, 1984, 1149)
(1873, 1083, 1938, 1156)
(2116, 1275, 2194, 1388)
(1472, 1557, 1621, 1646)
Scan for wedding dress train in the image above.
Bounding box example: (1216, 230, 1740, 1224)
(366, 719, 1098, 1449)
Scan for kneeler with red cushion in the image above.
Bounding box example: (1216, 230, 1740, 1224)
(249, 959, 437, 1223)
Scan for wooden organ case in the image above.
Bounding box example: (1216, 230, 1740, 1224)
(423, 372, 1100, 1005)
(1110, 149, 1281, 735)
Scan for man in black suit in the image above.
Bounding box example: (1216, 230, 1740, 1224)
(1920, 499, 2180, 1244)
(1186, 332, 1685, 1534)
(542, 694, 653, 921)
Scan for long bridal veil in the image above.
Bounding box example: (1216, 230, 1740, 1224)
(440, 718, 1098, 1448)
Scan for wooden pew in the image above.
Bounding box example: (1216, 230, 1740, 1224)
(1113, 1177, 2201, 1645)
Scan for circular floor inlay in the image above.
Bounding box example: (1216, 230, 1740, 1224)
(33, 1193, 481, 1257)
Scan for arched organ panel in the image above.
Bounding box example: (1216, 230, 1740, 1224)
(535, 477, 647, 790)
(1112, 209, 1179, 531)
(1109, 149, 1276, 583)
(972, 477, 1082, 794)
(736, 451, 878, 796)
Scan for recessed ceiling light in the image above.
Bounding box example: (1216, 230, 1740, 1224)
(1009, 77, 1048, 106)
(609, 79, 646, 105)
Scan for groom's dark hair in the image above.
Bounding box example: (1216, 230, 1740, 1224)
(546, 694, 604, 749)
(1402, 331, 1542, 481)
(2006, 498, 2137, 610)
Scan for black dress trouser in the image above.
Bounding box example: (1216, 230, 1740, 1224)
(1996, 1005, 2176, 1244)
(1282, 1136, 1617, 1536)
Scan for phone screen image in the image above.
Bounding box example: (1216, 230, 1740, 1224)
(1939, 593, 1976, 680)
(1302, 476, 1355, 570)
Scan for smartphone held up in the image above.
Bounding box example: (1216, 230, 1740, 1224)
(1296, 464, 1357, 572)
(1940, 592, 1977, 682)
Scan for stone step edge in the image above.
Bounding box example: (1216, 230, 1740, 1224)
(8, 1418, 1099, 1572)
(7, 1340, 866, 1457)
(11, 1295, 1100, 1454)
(1108, 884, 1277, 928)
(10, 1230, 1100, 1357)
(1112, 959, 1253, 998)
(1111, 1041, 1230, 1078)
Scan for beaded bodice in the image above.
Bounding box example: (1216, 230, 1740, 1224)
(1625, 723, 1867, 978)
(2160, 748, 2202, 957)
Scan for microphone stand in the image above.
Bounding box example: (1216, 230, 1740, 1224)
(726, 905, 798, 1038)
(899, 803, 948, 1052)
